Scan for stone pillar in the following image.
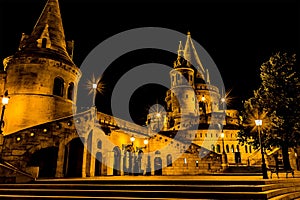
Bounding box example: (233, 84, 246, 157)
(106, 151, 114, 176)
(89, 154, 96, 177)
(120, 152, 124, 176)
(81, 140, 87, 178)
(55, 142, 65, 178)
(151, 156, 155, 175)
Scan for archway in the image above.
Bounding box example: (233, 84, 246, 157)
(95, 152, 102, 176)
(28, 147, 58, 178)
(113, 146, 121, 176)
(64, 137, 84, 177)
(123, 145, 134, 175)
(154, 157, 162, 175)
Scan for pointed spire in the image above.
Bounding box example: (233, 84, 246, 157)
(177, 41, 184, 58)
(206, 68, 210, 84)
(183, 32, 205, 79)
(18, 0, 74, 65)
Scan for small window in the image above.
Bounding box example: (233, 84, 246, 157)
(67, 82, 74, 100)
(226, 144, 229, 153)
(211, 144, 215, 152)
(216, 144, 221, 153)
(167, 154, 172, 167)
(42, 38, 47, 48)
(97, 140, 102, 149)
(53, 77, 64, 97)
(184, 158, 187, 165)
(245, 145, 248, 153)
(249, 146, 252, 153)
(236, 145, 240, 152)
(195, 160, 199, 167)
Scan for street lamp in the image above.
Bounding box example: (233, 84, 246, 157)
(143, 138, 152, 175)
(220, 131, 228, 168)
(255, 119, 268, 179)
(0, 91, 9, 135)
(130, 135, 135, 144)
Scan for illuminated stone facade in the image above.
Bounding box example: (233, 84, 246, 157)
(0, 0, 258, 179)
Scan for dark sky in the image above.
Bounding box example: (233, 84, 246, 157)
(0, 0, 299, 125)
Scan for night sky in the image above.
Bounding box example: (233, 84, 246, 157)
(0, 0, 299, 125)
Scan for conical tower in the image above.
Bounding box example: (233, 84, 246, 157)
(165, 38, 199, 129)
(183, 32, 207, 83)
(2, 0, 81, 134)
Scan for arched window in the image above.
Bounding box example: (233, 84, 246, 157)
(249, 145, 252, 153)
(67, 82, 74, 100)
(226, 144, 229, 153)
(167, 154, 172, 167)
(53, 77, 64, 97)
(211, 144, 215, 152)
(155, 150, 161, 155)
(97, 140, 102, 149)
(231, 144, 234, 153)
(216, 144, 221, 153)
(42, 38, 47, 48)
(245, 145, 248, 153)
(236, 145, 240, 152)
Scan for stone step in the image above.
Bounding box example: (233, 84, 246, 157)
(0, 178, 299, 199)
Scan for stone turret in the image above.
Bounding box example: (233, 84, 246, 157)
(2, 0, 81, 134)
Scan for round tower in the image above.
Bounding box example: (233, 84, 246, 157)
(2, 0, 81, 134)
(165, 41, 198, 129)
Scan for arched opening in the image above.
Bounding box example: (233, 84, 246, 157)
(67, 82, 74, 100)
(133, 150, 143, 175)
(113, 146, 121, 176)
(226, 144, 230, 153)
(211, 144, 215, 152)
(64, 137, 84, 177)
(53, 77, 64, 97)
(28, 147, 58, 178)
(123, 146, 134, 175)
(41, 38, 47, 48)
(154, 157, 162, 175)
(97, 140, 102, 149)
(95, 152, 102, 176)
(216, 144, 221, 153)
(245, 145, 248, 153)
(167, 154, 172, 167)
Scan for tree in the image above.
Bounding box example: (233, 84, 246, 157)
(238, 52, 300, 170)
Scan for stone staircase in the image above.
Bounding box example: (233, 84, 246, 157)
(0, 177, 299, 199)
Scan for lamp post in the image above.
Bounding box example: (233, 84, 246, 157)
(220, 131, 228, 168)
(0, 91, 9, 135)
(92, 83, 97, 107)
(144, 138, 151, 175)
(130, 135, 135, 144)
(255, 119, 268, 179)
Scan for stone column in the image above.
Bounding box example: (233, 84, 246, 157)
(55, 142, 65, 178)
(151, 156, 155, 175)
(81, 140, 87, 178)
(120, 152, 124, 176)
(106, 151, 114, 175)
